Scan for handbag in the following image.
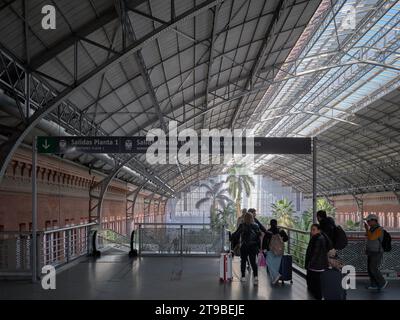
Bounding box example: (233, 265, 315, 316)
(258, 251, 266, 267)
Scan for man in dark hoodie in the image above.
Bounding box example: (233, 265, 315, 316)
(305, 223, 332, 300)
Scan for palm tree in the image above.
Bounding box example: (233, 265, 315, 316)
(271, 199, 295, 228)
(317, 198, 336, 218)
(215, 202, 236, 231)
(225, 165, 255, 218)
(295, 210, 313, 232)
(195, 179, 232, 226)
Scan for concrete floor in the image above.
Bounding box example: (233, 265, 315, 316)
(0, 249, 399, 300)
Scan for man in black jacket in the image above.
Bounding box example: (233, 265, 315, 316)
(316, 210, 336, 244)
(248, 208, 268, 233)
(305, 223, 332, 300)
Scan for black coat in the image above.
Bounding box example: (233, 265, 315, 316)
(232, 222, 261, 249)
(254, 218, 268, 234)
(305, 233, 331, 271)
(319, 216, 336, 244)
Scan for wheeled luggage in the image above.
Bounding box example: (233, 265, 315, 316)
(279, 254, 293, 284)
(321, 268, 346, 300)
(219, 252, 233, 282)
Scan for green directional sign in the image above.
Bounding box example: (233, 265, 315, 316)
(37, 137, 58, 153)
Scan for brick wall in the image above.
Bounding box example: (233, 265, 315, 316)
(332, 192, 400, 230)
(0, 147, 166, 232)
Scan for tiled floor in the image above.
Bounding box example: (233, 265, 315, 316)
(0, 250, 398, 300)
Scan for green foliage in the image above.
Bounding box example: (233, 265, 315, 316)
(294, 210, 313, 232)
(271, 199, 295, 228)
(215, 202, 236, 231)
(344, 220, 360, 231)
(195, 179, 233, 228)
(225, 165, 255, 217)
(317, 198, 336, 218)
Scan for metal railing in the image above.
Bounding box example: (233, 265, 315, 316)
(0, 223, 95, 278)
(97, 229, 131, 253)
(137, 223, 230, 256)
(0, 231, 32, 276)
(280, 227, 400, 278)
(42, 223, 95, 267)
(339, 231, 400, 277)
(280, 227, 310, 269)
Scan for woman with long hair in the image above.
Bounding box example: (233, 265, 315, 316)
(232, 212, 261, 285)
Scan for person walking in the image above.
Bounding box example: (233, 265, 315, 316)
(364, 214, 388, 291)
(305, 224, 332, 300)
(264, 219, 288, 285)
(248, 208, 268, 250)
(236, 208, 248, 228)
(232, 212, 261, 285)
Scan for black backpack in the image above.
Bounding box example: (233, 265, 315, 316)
(333, 225, 348, 250)
(381, 229, 392, 252)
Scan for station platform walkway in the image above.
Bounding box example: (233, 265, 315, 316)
(0, 249, 399, 300)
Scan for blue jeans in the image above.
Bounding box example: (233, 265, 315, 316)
(266, 251, 282, 283)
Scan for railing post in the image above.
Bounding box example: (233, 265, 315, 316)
(86, 226, 90, 255)
(65, 230, 70, 263)
(138, 224, 142, 256)
(287, 229, 291, 255)
(180, 224, 183, 256)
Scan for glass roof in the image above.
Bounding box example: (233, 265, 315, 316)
(250, 0, 400, 139)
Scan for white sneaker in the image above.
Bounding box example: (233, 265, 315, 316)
(241, 277, 246, 282)
(254, 277, 258, 285)
(273, 274, 281, 285)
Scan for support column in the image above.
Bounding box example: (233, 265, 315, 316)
(312, 137, 317, 223)
(31, 136, 37, 283)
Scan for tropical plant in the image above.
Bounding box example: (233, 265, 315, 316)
(317, 198, 336, 218)
(215, 202, 236, 231)
(294, 210, 313, 232)
(284, 211, 312, 268)
(296, 198, 336, 229)
(271, 199, 295, 228)
(195, 179, 232, 227)
(225, 165, 255, 218)
(344, 220, 360, 231)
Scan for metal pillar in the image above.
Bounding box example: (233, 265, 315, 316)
(312, 137, 317, 223)
(128, 181, 147, 231)
(31, 136, 37, 283)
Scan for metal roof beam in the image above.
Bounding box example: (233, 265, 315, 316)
(230, 0, 288, 128)
(203, 3, 220, 129)
(0, 0, 222, 181)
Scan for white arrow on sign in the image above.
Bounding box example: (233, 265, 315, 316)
(42, 139, 50, 150)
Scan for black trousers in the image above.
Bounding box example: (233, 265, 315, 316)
(306, 270, 323, 300)
(240, 244, 258, 277)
